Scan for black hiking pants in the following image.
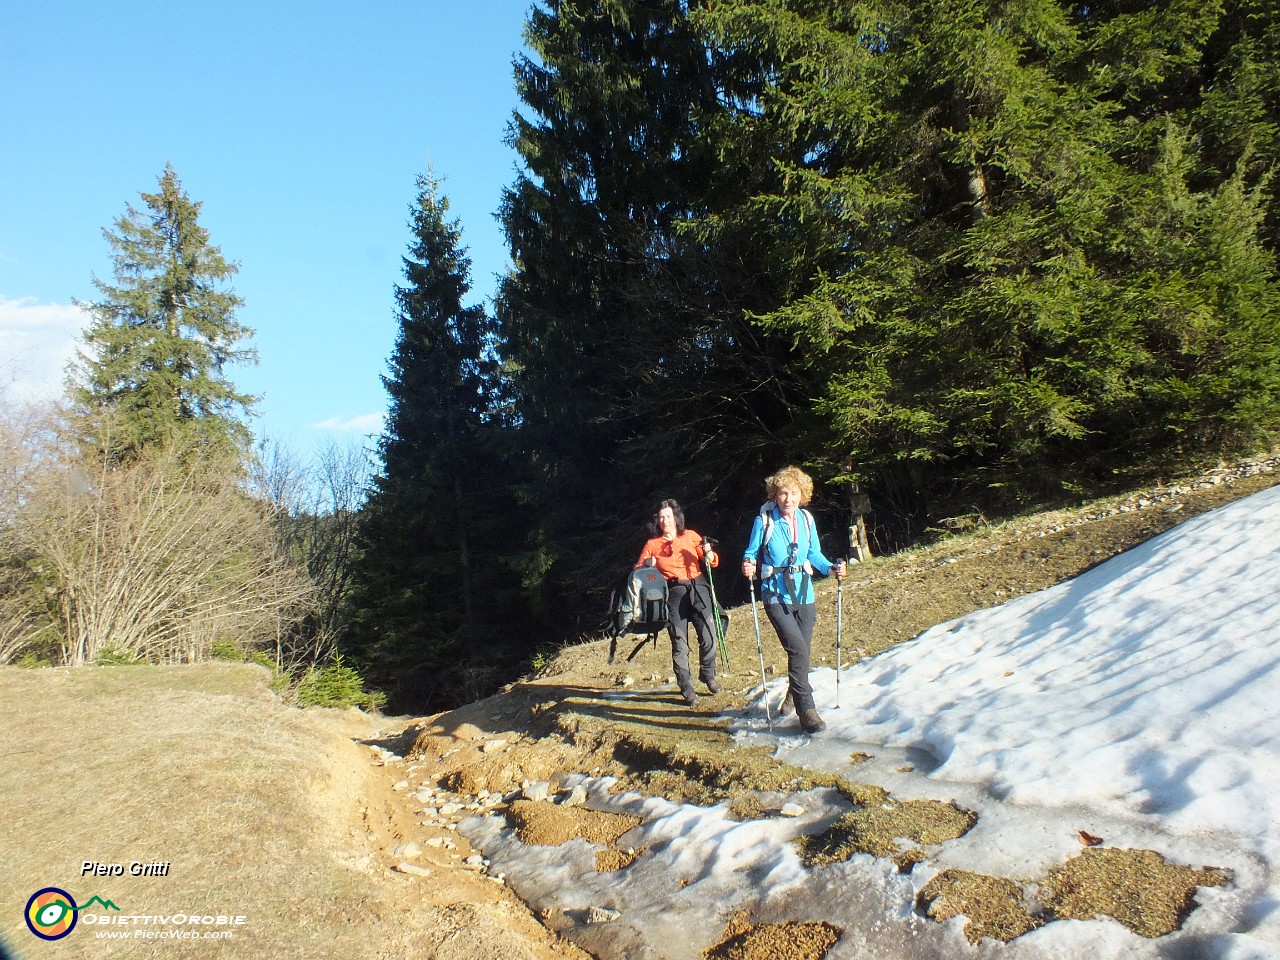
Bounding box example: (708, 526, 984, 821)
(666, 577, 718, 698)
(764, 601, 817, 712)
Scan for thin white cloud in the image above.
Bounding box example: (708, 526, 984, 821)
(0, 296, 91, 405)
(309, 412, 385, 433)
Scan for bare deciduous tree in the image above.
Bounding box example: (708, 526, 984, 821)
(14, 427, 311, 665)
(251, 437, 370, 670)
(0, 398, 58, 663)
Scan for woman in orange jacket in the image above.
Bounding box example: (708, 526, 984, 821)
(635, 499, 721, 707)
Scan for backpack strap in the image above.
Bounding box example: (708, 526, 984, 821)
(756, 502, 773, 568)
(781, 510, 806, 608)
(795, 508, 814, 601)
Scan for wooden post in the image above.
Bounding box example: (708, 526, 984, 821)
(848, 483, 872, 561)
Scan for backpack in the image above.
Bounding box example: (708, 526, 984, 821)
(609, 566, 669, 638)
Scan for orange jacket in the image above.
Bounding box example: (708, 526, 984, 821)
(634, 530, 718, 581)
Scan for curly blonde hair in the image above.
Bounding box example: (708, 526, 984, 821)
(765, 465, 814, 505)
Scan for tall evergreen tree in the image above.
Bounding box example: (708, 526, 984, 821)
(498, 0, 809, 624)
(73, 165, 256, 459)
(348, 173, 531, 712)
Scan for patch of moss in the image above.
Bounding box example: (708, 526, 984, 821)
(893, 848, 926, 873)
(727, 795, 770, 822)
(703, 913, 842, 960)
(915, 849, 1234, 944)
(917, 869, 1041, 944)
(797, 798, 977, 864)
(836, 782, 890, 806)
(1040, 847, 1231, 938)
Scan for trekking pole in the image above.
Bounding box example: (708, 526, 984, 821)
(835, 563, 844, 709)
(702, 539, 730, 670)
(748, 577, 773, 729)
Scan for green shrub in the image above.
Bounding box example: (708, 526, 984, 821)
(211, 640, 278, 672)
(291, 657, 386, 711)
(94, 647, 145, 666)
(248, 650, 278, 671)
(211, 639, 244, 661)
(16, 652, 53, 669)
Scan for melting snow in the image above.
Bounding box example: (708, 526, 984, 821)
(463, 484, 1280, 959)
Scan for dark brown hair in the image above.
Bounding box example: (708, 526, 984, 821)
(649, 499, 686, 537)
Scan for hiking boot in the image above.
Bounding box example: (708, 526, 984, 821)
(682, 690, 699, 707)
(705, 677, 722, 695)
(779, 693, 795, 716)
(798, 708, 826, 734)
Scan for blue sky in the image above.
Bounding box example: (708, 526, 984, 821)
(1, 0, 532, 459)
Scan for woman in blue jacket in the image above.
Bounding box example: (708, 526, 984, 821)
(741, 465, 845, 733)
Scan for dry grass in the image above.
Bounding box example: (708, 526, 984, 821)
(1040, 848, 1231, 938)
(796, 799, 978, 864)
(0, 662, 380, 958)
(594, 847, 643, 873)
(915, 849, 1233, 945)
(0, 662, 586, 960)
(505, 800, 641, 846)
(556, 712, 849, 805)
(917, 869, 1042, 944)
(703, 911, 842, 960)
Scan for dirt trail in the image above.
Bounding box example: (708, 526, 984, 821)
(322, 709, 592, 960)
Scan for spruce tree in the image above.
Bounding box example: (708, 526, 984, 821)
(348, 173, 530, 711)
(498, 0, 805, 622)
(73, 165, 256, 459)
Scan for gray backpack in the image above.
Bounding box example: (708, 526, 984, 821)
(610, 566, 669, 637)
